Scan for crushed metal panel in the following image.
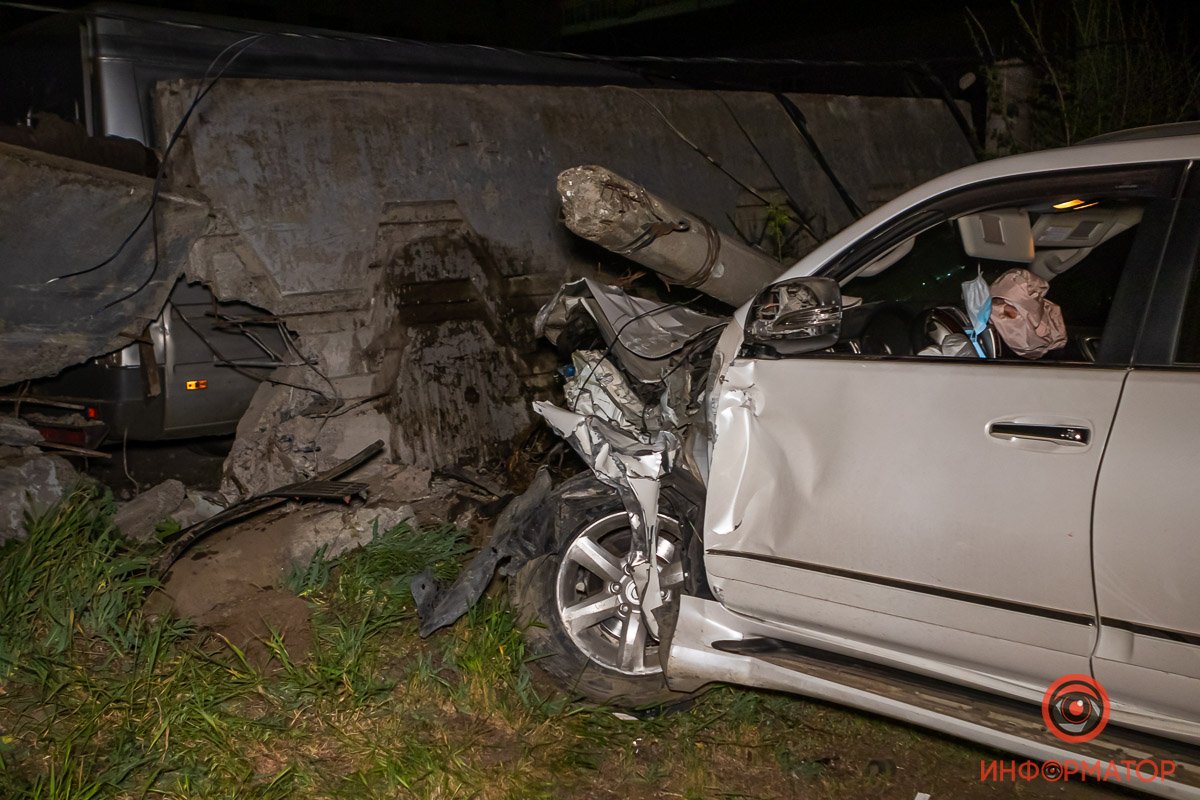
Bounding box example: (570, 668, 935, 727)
(536, 277, 726, 383)
(0, 142, 208, 383)
(533, 401, 679, 636)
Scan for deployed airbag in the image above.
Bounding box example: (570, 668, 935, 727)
(989, 268, 1067, 359)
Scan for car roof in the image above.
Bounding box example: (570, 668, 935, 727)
(1081, 121, 1200, 145)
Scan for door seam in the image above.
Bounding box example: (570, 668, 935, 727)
(1087, 367, 1132, 672)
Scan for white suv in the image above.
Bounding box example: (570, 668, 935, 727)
(512, 124, 1200, 798)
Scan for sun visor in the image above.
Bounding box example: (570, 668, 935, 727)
(957, 210, 1034, 263)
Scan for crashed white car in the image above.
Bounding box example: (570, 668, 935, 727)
(508, 124, 1200, 796)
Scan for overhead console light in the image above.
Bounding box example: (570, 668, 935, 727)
(1072, 201, 1100, 210)
(1053, 199, 1086, 210)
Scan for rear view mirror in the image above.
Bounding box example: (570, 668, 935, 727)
(745, 277, 842, 354)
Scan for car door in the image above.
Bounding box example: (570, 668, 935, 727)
(1091, 175, 1200, 742)
(705, 164, 1181, 703)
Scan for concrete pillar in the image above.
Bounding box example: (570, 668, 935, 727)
(557, 165, 784, 307)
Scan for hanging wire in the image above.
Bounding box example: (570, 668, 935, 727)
(45, 33, 266, 301)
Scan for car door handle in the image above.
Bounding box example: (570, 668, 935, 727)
(988, 421, 1091, 446)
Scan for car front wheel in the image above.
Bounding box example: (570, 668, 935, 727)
(510, 500, 691, 708)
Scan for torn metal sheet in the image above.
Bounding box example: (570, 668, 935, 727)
(0, 143, 209, 384)
(564, 350, 663, 435)
(533, 401, 679, 636)
(412, 467, 553, 637)
(536, 278, 725, 383)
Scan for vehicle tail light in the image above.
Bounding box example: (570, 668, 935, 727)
(37, 426, 87, 446)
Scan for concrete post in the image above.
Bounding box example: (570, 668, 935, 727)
(557, 165, 784, 307)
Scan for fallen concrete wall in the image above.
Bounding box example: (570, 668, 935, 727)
(0, 143, 208, 384)
(155, 80, 975, 491)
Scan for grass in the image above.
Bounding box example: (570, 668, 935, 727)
(0, 486, 1075, 799)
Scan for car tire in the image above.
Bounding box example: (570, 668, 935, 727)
(509, 478, 694, 708)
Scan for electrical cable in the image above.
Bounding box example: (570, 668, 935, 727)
(605, 85, 780, 208)
(169, 300, 332, 401)
(913, 60, 980, 152)
(638, 324, 724, 433)
(46, 33, 266, 300)
(709, 90, 821, 242)
(274, 317, 342, 408)
(772, 92, 864, 219)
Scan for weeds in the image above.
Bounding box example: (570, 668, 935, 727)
(0, 490, 996, 799)
(972, 0, 1200, 153)
(0, 485, 152, 674)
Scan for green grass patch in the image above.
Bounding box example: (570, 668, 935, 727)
(0, 488, 1004, 800)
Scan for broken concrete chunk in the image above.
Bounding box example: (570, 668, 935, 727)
(0, 142, 208, 384)
(0, 417, 42, 447)
(219, 379, 398, 503)
(283, 503, 418, 568)
(0, 451, 77, 544)
(376, 464, 433, 501)
(114, 479, 186, 543)
(172, 490, 226, 530)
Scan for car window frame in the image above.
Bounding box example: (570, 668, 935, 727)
(806, 162, 1187, 369)
(1133, 161, 1200, 367)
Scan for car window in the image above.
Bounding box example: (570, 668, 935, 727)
(838, 195, 1157, 364)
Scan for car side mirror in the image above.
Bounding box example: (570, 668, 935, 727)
(744, 276, 842, 354)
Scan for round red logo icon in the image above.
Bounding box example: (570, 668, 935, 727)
(1041, 674, 1110, 743)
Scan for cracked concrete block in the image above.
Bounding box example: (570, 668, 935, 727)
(220, 382, 394, 502)
(114, 479, 186, 542)
(375, 464, 433, 501)
(284, 502, 417, 568)
(0, 417, 42, 447)
(0, 451, 77, 543)
(316, 407, 393, 466)
(304, 330, 360, 378)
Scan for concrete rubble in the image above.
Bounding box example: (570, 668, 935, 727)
(112, 479, 188, 543)
(2, 79, 976, 599)
(0, 416, 43, 447)
(151, 461, 466, 649)
(0, 417, 77, 544)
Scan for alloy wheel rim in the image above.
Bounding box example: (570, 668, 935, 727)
(554, 511, 684, 676)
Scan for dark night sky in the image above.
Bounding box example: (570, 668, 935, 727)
(3, 0, 1190, 57)
(1, 0, 1195, 110)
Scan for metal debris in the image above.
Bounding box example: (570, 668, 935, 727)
(152, 439, 384, 578)
(412, 467, 554, 637)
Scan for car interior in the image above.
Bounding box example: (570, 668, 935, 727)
(836, 197, 1147, 363)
